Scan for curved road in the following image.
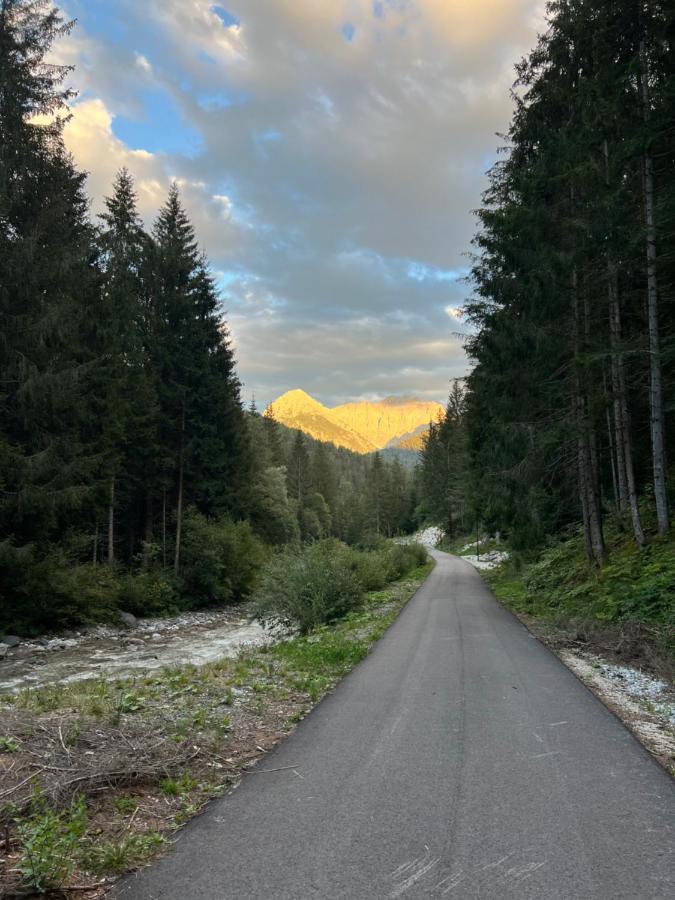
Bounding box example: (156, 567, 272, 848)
(114, 550, 675, 899)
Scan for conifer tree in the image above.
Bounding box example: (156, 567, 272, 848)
(96, 168, 155, 564)
(1, 0, 99, 557)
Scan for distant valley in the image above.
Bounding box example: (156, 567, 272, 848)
(265, 389, 444, 455)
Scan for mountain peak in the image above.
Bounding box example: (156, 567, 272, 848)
(269, 389, 328, 416)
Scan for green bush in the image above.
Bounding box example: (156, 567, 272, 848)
(385, 542, 428, 580)
(254, 540, 363, 633)
(179, 509, 266, 608)
(351, 551, 389, 591)
(0, 542, 120, 633)
(117, 570, 180, 617)
(254, 539, 428, 633)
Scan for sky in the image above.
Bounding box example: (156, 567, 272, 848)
(57, 0, 545, 409)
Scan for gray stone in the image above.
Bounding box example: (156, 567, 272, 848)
(2, 635, 21, 648)
(0, 643, 8, 659)
(119, 611, 137, 628)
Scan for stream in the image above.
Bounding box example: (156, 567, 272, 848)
(0, 608, 273, 694)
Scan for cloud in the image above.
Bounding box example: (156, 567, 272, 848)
(58, 0, 545, 406)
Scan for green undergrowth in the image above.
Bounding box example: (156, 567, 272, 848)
(484, 525, 675, 672)
(2, 561, 432, 894)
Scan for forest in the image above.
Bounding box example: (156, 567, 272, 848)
(416, 0, 675, 660)
(0, 2, 418, 635)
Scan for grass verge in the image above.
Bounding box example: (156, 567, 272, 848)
(0, 562, 432, 898)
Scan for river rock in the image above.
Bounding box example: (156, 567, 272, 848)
(0, 643, 9, 659)
(2, 635, 21, 648)
(119, 611, 137, 628)
(46, 638, 78, 652)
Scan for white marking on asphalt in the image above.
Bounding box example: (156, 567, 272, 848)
(506, 861, 547, 881)
(435, 871, 465, 894)
(549, 721, 568, 727)
(532, 751, 561, 759)
(480, 853, 514, 870)
(390, 853, 440, 897)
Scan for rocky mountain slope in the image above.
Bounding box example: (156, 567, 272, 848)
(265, 389, 443, 454)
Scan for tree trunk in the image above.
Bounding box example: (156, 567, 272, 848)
(573, 266, 605, 565)
(608, 265, 645, 546)
(603, 367, 620, 512)
(174, 392, 187, 576)
(603, 138, 645, 546)
(107, 475, 115, 565)
(640, 37, 669, 535)
(577, 424, 594, 564)
(142, 494, 153, 569)
(93, 522, 99, 566)
(162, 490, 167, 569)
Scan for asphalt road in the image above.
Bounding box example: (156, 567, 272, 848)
(113, 550, 675, 899)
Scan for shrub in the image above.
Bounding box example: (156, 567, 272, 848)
(179, 510, 266, 608)
(385, 542, 428, 580)
(0, 542, 120, 633)
(351, 551, 389, 591)
(16, 792, 87, 892)
(254, 539, 429, 633)
(117, 571, 180, 617)
(254, 540, 363, 633)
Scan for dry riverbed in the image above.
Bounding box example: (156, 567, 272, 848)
(0, 565, 432, 898)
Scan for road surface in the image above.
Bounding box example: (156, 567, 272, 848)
(113, 550, 675, 899)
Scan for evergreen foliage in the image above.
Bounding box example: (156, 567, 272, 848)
(417, 380, 469, 536)
(464, 0, 675, 562)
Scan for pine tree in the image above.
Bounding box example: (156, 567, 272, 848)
(287, 430, 312, 506)
(0, 0, 99, 557)
(149, 184, 250, 573)
(96, 168, 155, 565)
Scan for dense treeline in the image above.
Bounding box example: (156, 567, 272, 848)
(0, 0, 415, 633)
(464, 0, 675, 563)
(250, 410, 417, 544)
(416, 380, 469, 537)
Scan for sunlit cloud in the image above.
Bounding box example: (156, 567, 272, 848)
(58, 0, 545, 406)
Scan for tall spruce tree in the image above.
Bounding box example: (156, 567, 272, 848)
(150, 184, 249, 573)
(0, 0, 99, 561)
(96, 168, 155, 565)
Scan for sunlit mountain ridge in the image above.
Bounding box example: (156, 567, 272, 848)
(265, 389, 444, 454)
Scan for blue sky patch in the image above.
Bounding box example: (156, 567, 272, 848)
(342, 22, 356, 42)
(112, 87, 202, 156)
(212, 6, 240, 28)
(406, 261, 465, 283)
